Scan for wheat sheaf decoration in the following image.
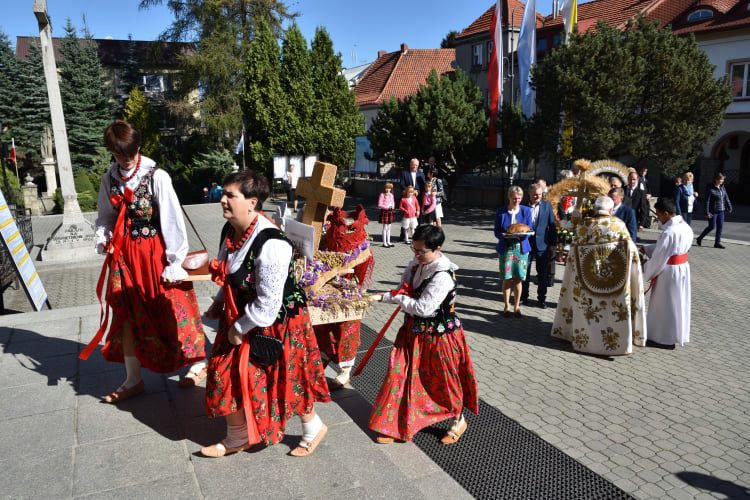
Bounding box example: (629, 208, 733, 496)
(547, 164, 613, 220)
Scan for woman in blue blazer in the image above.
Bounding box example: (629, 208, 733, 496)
(494, 186, 533, 317)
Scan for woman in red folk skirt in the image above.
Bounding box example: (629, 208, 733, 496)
(369, 224, 478, 444)
(82, 120, 206, 403)
(200, 170, 330, 458)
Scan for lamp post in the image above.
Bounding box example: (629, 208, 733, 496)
(508, 4, 521, 107)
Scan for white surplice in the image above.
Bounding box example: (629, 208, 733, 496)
(642, 215, 693, 346)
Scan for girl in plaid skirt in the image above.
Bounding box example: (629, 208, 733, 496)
(378, 182, 395, 247)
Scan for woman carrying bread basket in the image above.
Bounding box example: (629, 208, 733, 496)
(494, 186, 533, 317)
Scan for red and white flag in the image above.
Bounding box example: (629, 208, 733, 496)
(9, 138, 17, 166)
(487, 0, 503, 149)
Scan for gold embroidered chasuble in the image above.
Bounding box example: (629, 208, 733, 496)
(552, 215, 647, 355)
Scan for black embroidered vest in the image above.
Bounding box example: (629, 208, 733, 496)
(110, 168, 160, 240)
(409, 267, 462, 335)
(221, 223, 306, 322)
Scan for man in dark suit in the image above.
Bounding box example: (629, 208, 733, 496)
(398, 158, 426, 240)
(521, 183, 557, 308)
(399, 158, 426, 196)
(609, 187, 637, 241)
(624, 171, 649, 233)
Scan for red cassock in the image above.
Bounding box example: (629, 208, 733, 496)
(83, 171, 205, 372)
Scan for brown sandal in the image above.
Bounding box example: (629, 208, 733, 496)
(289, 424, 328, 457)
(179, 367, 207, 388)
(441, 418, 468, 445)
(103, 380, 145, 404)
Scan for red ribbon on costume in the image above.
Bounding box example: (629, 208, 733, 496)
(80, 188, 134, 361)
(644, 253, 689, 295)
(209, 257, 261, 446)
(352, 283, 412, 377)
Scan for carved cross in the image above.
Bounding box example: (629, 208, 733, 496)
(296, 161, 346, 250)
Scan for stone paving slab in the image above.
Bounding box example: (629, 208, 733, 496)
(2, 200, 750, 499)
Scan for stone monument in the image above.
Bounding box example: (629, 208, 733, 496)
(34, 0, 96, 261)
(40, 125, 57, 196)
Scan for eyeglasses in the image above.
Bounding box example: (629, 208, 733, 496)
(410, 244, 432, 256)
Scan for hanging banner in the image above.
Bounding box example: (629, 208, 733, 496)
(0, 190, 49, 311)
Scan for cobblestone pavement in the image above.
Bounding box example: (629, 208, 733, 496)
(2, 201, 749, 499)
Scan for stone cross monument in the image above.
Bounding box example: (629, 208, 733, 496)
(34, 0, 96, 261)
(40, 125, 57, 196)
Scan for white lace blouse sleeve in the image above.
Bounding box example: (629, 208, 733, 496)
(153, 169, 189, 281)
(390, 271, 454, 317)
(233, 238, 292, 334)
(95, 172, 115, 251)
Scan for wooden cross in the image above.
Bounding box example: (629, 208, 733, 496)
(296, 161, 346, 250)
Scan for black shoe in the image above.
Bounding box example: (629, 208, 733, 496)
(539, 301, 547, 310)
(696, 237, 702, 247)
(646, 339, 676, 350)
(714, 243, 725, 249)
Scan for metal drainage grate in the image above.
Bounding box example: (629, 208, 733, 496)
(352, 324, 633, 500)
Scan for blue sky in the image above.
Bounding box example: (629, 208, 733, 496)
(1, 0, 555, 66)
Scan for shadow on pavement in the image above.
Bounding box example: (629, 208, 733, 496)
(676, 471, 750, 498)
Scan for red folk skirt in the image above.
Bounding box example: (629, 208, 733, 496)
(102, 234, 205, 373)
(206, 309, 331, 446)
(314, 320, 361, 364)
(368, 317, 479, 441)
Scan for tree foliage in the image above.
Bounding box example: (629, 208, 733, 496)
(139, 0, 297, 144)
(0, 31, 22, 141)
(116, 34, 142, 114)
(59, 20, 114, 172)
(531, 16, 732, 176)
(13, 41, 50, 160)
(279, 24, 314, 155)
(123, 87, 160, 157)
(368, 69, 487, 169)
(309, 27, 363, 169)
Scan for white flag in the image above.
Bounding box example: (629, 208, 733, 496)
(518, 0, 537, 119)
(235, 132, 244, 154)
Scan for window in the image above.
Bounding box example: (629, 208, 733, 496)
(687, 9, 713, 22)
(730, 62, 750, 99)
(552, 33, 563, 48)
(485, 40, 493, 68)
(472, 43, 483, 67)
(143, 74, 166, 94)
(537, 38, 548, 52)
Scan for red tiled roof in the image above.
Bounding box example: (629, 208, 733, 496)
(456, 0, 544, 40)
(15, 36, 193, 68)
(355, 47, 456, 106)
(672, 1, 750, 35)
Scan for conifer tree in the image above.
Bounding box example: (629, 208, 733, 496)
(59, 20, 113, 172)
(0, 31, 22, 141)
(116, 34, 142, 115)
(241, 17, 293, 174)
(279, 24, 314, 155)
(123, 87, 159, 156)
(14, 41, 50, 160)
(310, 27, 363, 169)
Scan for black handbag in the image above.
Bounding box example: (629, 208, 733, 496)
(250, 334, 284, 366)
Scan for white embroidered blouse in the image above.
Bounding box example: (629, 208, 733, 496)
(382, 254, 458, 318)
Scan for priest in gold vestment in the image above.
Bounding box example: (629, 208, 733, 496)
(552, 197, 647, 355)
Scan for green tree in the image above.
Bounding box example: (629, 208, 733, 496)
(116, 34, 142, 115)
(368, 69, 487, 169)
(123, 87, 159, 157)
(13, 41, 50, 160)
(59, 20, 114, 172)
(241, 17, 292, 175)
(139, 0, 297, 145)
(440, 30, 459, 49)
(310, 27, 363, 170)
(0, 31, 22, 141)
(531, 16, 732, 176)
(279, 24, 314, 155)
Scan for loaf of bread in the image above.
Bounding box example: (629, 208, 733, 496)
(506, 223, 532, 234)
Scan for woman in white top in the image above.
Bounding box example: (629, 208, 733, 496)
(82, 120, 206, 404)
(285, 163, 300, 213)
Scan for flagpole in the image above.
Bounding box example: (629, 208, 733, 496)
(11, 138, 19, 180)
(241, 126, 246, 170)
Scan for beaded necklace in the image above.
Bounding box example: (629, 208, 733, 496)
(119, 154, 142, 182)
(225, 215, 259, 253)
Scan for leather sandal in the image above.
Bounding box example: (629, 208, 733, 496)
(178, 366, 207, 388)
(289, 424, 328, 457)
(441, 418, 468, 445)
(103, 380, 145, 404)
(375, 434, 397, 444)
(200, 441, 250, 458)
